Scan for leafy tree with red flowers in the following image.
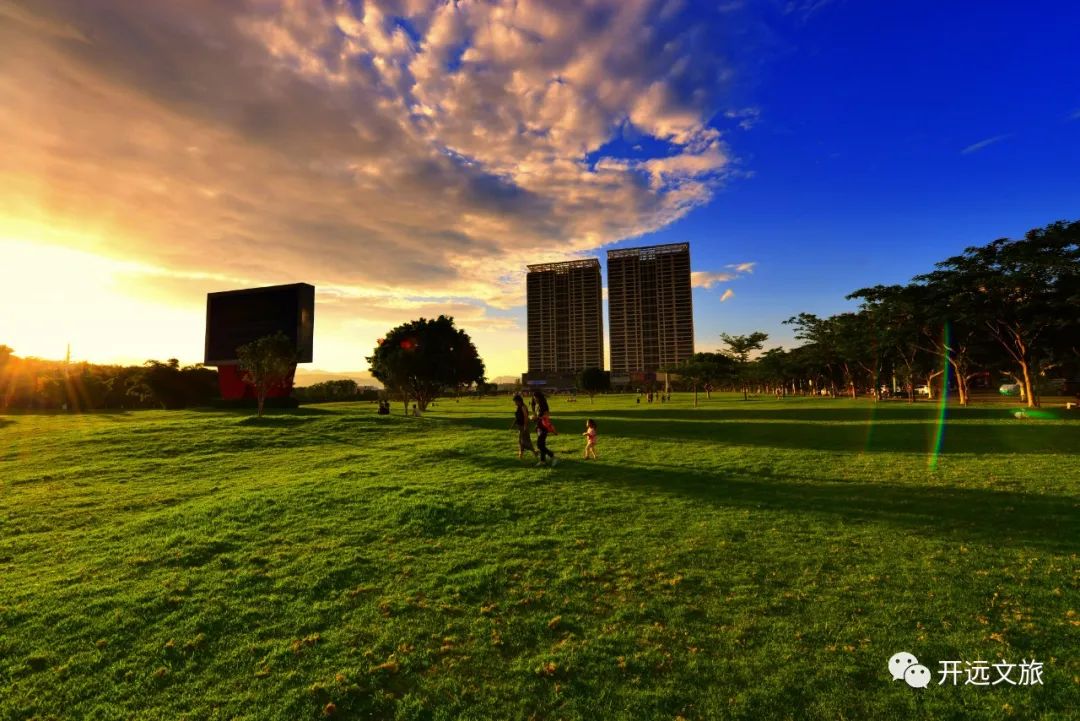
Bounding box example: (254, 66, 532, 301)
(367, 316, 485, 414)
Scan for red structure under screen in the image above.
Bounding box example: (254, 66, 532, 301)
(216, 364, 296, 401)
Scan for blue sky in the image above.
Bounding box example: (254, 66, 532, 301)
(2, 0, 1077, 378)
(607, 0, 1080, 353)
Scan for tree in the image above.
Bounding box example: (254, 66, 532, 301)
(577, 367, 610, 402)
(719, 332, 768, 400)
(137, 359, 218, 409)
(297, 379, 360, 403)
(474, 380, 497, 398)
(917, 220, 1080, 407)
(830, 313, 877, 399)
(668, 353, 734, 407)
(756, 347, 791, 396)
(834, 302, 892, 401)
(0, 345, 11, 408)
(138, 359, 186, 409)
(783, 344, 822, 396)
(916, 291, 989, 407)
(848, 284, 934, 402)
(236, 332, 297, 417)
(785, 314, 876, 399)
(366, 316, 485, 414)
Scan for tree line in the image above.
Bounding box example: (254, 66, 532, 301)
(0, 349, 219, 411)
(0, 319, 480, 414)
(0, 349, 392, 412)
(293, 380, 381, 404)
(670, 220, 1080, 408)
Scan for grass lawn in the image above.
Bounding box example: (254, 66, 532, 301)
(1, 394, 1078, 720)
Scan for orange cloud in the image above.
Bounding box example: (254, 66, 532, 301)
(692, 261, 756, 291)
(691, 271, 736, 289)
(0, 0, 741, 374)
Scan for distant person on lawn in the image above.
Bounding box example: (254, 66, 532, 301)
(532, 389, 557, 467)
(511, 394, 538, 460)
(582, 418, 598, 460)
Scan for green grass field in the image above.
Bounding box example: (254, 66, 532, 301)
(2, 395, 1078, 720)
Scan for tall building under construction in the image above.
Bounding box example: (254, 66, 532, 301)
(524, 259, 604, 385)
(607, 243, 694, 378)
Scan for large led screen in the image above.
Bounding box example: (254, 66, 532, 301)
(204, 283, 314, 364)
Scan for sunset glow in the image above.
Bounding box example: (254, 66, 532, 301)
(0, 230, 200, 363)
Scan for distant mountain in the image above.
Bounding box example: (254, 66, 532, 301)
(293, 368, 381, 388)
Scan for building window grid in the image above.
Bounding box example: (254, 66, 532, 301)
(525, 260, 603, 376)
(606, 244, 693, 376)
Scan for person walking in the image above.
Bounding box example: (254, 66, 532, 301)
(532, 389, 557, 467)
(532, 388, 550, 417)
(511, 394, 537, 460)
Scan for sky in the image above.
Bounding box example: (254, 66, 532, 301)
(2, 0, 1079, 381)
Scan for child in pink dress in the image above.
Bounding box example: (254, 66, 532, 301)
(582, 419, 598, 459)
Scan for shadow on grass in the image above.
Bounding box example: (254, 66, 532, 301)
(444, 410, 1079, 455)
(0, 409, 132, 417)
(472, 454, 1080, 554)
(159, 413, 410, 455)
(0, 418, 13, 429)
(235, 416, 317, 427)
(191, 405, 342, 417)
(530, 404, 1044, 423)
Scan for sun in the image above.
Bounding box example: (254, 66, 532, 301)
(0, 223, 202, 364)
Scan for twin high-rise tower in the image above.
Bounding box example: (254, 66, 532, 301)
(524, 259, 604, 382)
(608, 243, 694, 377)
(523, 243, 693, 386)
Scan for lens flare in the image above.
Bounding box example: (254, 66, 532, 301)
(927, 322, 952, 470)
(1012, 408, 1056, 420)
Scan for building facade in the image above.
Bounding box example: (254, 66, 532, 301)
(607, 243, 694, 378)
(524, 258, 604, 386)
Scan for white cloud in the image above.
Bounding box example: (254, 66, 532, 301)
(720, 288, 734, 302)
(725, 107, 761, 130)
(784, 0, 838, 19)
(727, 261, 756, 273)
(961, 134, 1011, 154)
